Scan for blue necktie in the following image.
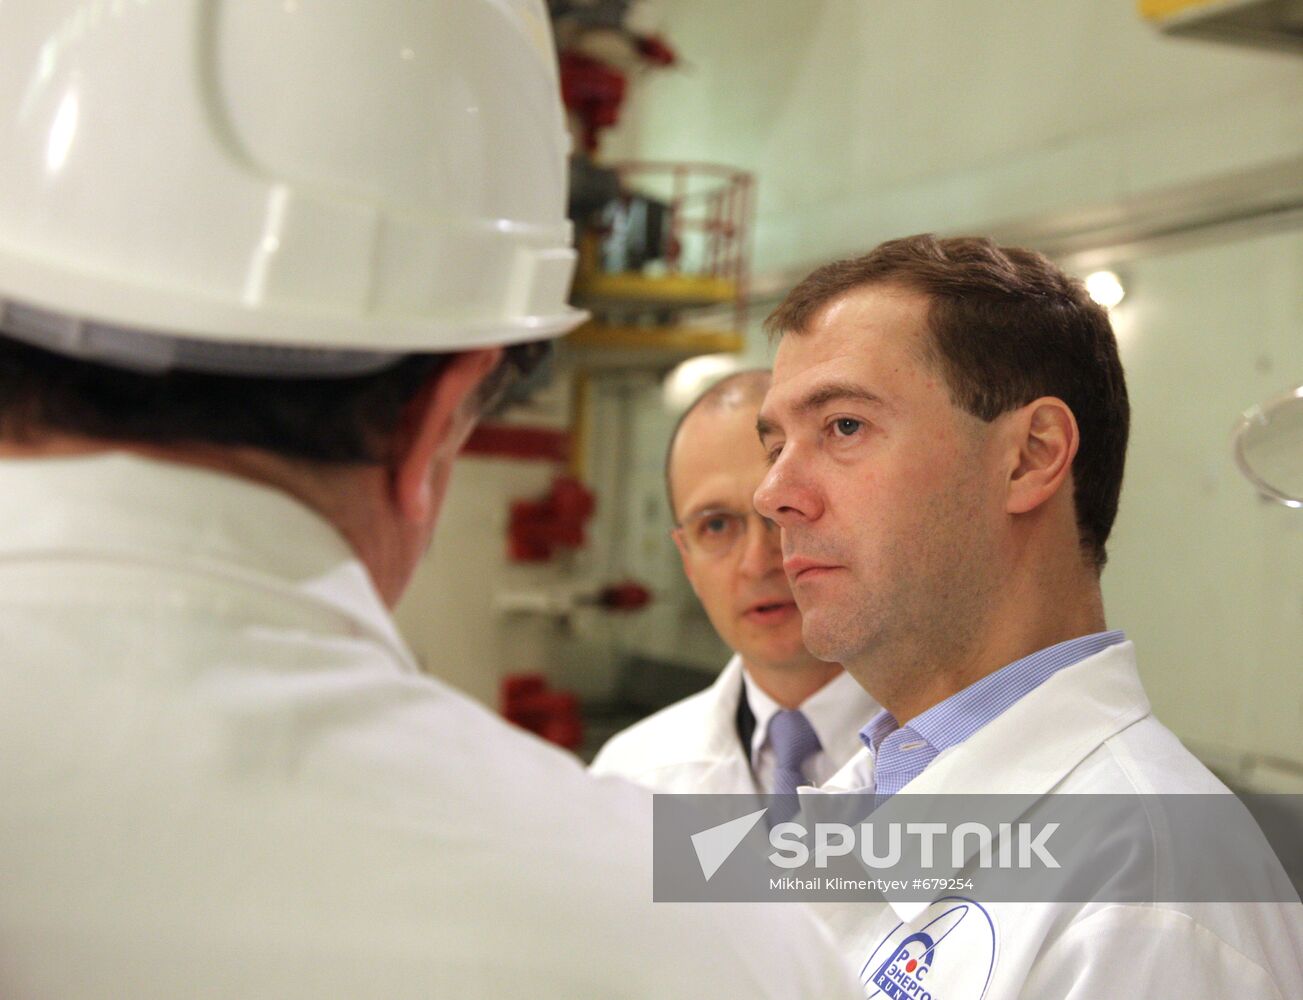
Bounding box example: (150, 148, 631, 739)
(768, 709, 821, 796)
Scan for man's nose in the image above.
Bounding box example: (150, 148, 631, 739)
(754, 449, 822, 527)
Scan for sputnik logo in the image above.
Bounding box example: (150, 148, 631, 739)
(690, 808, 768, 881)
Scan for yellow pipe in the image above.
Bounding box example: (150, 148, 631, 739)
(1138, 0, 1226, 20)
(566, 322, 744, 354)
(569, 367, 592, 483)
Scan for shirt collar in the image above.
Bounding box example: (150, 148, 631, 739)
(859, 631, 1127, 791)
(861, 631, 1127, 753)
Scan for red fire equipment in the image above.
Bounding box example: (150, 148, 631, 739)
(507, 475, 596, 562)
(501, 673, 583, 750)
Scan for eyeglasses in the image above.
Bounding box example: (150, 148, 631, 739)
(674, 506, 778, 558)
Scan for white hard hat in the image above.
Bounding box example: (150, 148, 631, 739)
(0, 0, 586, 375)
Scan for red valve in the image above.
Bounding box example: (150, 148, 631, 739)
(508, 475, 596, 563)
(559, 53, 627, 154)
(576, 581, 652, 612)
(501, 673, 583, 752)
(635, 35, 677, 67)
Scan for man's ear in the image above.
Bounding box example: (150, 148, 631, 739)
(391, 347, 502, 525)
(1005, 396, 1079, 516)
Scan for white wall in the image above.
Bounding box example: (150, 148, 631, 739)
(618, 0, 1303, 271)
(1103, 228, 1303, 766)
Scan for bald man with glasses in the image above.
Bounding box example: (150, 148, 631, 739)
(591, 370, 879, 794)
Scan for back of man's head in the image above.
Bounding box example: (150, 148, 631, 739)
(0, 338, 543, 464)
(0, 339, 426, 461)
(766, 234, 1129, 570)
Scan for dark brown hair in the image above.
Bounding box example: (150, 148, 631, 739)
(766, 234, 1129, 569)
(0, 337, 547, 463)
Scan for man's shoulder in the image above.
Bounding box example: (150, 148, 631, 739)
(1075, 712, 1230, 795)
(4, 661, 860, 997)
(589, 680, 729, 778)
(291, 676, 862, 997)
(1025, 901, 1303, 999)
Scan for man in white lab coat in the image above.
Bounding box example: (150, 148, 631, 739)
(0, 4, 859, 998)
(754, 234, 1302, 997)
(591, 370, 879, 793)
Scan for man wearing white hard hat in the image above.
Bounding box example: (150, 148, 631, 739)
(0, 4, 858, 997)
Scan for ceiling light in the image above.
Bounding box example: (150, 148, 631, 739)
(1085, 270, 1126, 309)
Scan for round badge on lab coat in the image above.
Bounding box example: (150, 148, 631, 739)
(861, 897, 997, 1000)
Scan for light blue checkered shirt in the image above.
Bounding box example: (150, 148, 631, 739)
(862, 630, 1126, 800)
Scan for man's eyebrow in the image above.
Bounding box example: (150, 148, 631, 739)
(795, 382, 885, 414)
(679, 499, 736, 523)
(756, 381, 886, 440)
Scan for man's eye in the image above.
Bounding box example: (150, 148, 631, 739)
(832, 418, 862, 436)
(703, 515, 731, 534)
(765, 445, 783, 465)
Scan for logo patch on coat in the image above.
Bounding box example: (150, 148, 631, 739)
(861, 897, 996, 1000)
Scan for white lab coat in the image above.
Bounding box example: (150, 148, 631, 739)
(590, 653, 879, 793)
(807, 641, 1303, 999)
(0, 454, 859, 999)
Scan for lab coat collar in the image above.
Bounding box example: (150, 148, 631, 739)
(0, 452, 419, 674)
(610, 653, 752, 774)
(699, 653, 753, 761)
(632, 653, 758, 791)
(905, 640, 1149, 796)
(812, 641, 1151, 922)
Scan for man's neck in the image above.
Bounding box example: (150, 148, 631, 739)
(741, 656, 844, 711)
(853, 572, 1107, 726)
